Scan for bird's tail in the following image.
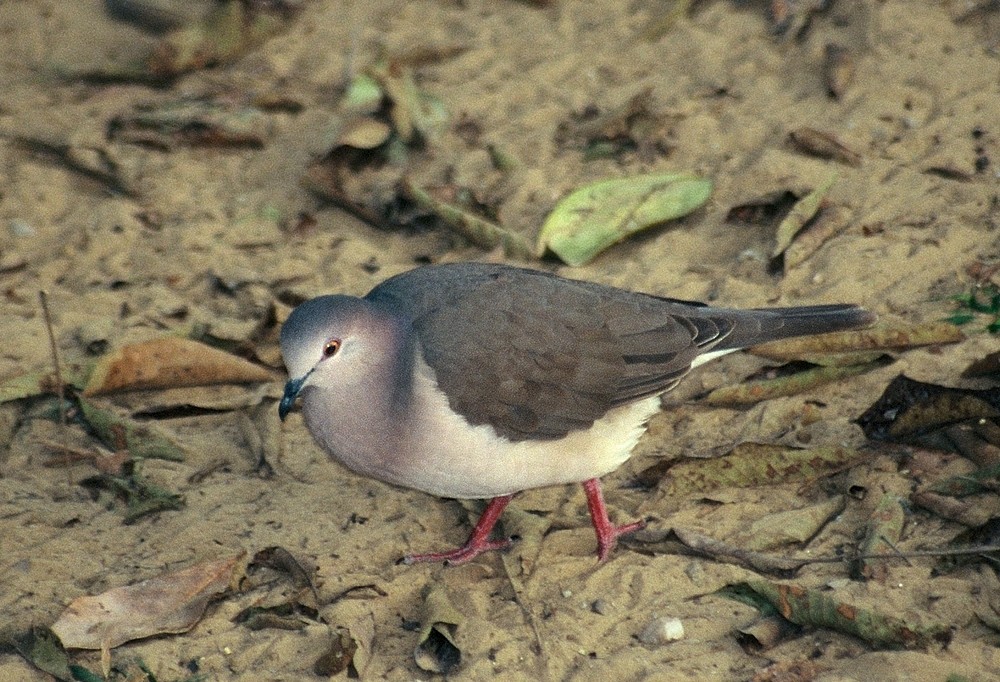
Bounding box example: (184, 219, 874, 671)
(713, 304, 876, 352)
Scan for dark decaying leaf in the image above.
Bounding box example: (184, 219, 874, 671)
(554, 87, 675, 160)
(855, 375, 1000, 441)
(726, 190, 798, 225)
(720, 580, 951, 649)
(963, 350, 1000, 377)
(52, 554, 241, 650)
(414, 584, 463, 674)
(853, 493, 906, 582)
(654, 443, 868, 497)
(11, 132, 139, 197)
(234, 546, 320, 629)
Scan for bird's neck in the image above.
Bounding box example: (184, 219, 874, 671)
(301, 337, 417, 483)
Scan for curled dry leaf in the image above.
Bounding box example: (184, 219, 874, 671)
(52, 554, 242, 650)
(83, 337, 274, 396)
(414, 584, 463, 674)
(537, 173, 713, 266)
(782, 204, 853, 270)
(772, 174, 836, 260)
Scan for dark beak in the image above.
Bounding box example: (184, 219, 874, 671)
(279, 375, 308, 421)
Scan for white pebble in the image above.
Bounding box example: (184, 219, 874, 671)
(639, 616, 684, 645)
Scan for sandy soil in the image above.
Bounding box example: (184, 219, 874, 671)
(2, 1, 1000, 680)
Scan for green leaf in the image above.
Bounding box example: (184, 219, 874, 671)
(537, 173, 712, 266)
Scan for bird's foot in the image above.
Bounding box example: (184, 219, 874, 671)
(402, 536, 513, 566)
(583, 478, 645, 562)
(594, 517, 645, 562)
(401, 493, 515, 566)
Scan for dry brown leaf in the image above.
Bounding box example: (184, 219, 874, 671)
(84, 337, 274, 396)
(52, 554, 241, 650)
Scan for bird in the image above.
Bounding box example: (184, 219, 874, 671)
(278, 262, 875, 565)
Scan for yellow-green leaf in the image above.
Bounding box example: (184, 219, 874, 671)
(537, 173, 712, 266)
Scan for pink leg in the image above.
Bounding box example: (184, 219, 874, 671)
(583, 478, 645, 562)
(402, 494, 515, 565)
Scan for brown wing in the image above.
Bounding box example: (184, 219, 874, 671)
(368, 263, 716, 441)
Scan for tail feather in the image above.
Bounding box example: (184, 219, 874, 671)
(713, 304, 876, 352)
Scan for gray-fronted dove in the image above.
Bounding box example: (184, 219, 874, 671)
(279, 262, 875, 565)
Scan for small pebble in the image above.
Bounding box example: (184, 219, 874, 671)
(591, 599, 609, 615)
(9, 219, 35, 238)
(639, 616, 684, 645)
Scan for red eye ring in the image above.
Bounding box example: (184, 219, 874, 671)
(323, 339, 341, 358)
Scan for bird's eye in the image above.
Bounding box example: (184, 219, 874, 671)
(323, 339, 341, 358)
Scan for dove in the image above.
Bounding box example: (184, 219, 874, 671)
(279, 262, 875, 565)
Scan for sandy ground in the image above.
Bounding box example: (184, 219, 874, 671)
(2, 1, 1000, 680)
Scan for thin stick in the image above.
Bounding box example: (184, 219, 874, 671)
(38, 291, 65, 421)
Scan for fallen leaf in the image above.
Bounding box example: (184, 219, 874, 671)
(788, 128, 861, 167)
(772, 174, 836, 259)
(702, 358, 887, 406)
(77, 397, 186, 461)
(414, 584, 463, 674)
(537, 172, 712, 266)
(656, 443, 868, 497)
(853, 493, 906, 582)
(401, 180, 534, 260)
(737, 495, 846, 551)
(855, 375, 1000, 441)
(624, 527, 807, 575)
(751, 321, 964, 361)
(52, 554, 241, 650)
(720, 580, 950, 649)
(108, 98, 273, 149)
(83, 337, 274, 396)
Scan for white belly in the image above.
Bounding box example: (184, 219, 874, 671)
(388, 360, 662, 499)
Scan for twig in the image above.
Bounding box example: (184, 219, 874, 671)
(38, 290, 67, 470)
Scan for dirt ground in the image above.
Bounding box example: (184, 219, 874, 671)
(2, 1, 1000, 680)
